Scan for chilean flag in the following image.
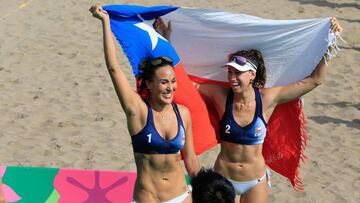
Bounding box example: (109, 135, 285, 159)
(103, 5, 336, 191)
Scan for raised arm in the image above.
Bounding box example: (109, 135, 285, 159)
(179, 106, 200, 178)
(265, 55, 329, 106)
(89, 6, 145, 118)
(263, 17, 343, 107)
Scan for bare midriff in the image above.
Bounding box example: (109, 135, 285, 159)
(133, 153, 188, 202)
(214, 141, 266, 181)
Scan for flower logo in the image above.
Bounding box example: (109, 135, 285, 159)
(54, 168, 136, 203)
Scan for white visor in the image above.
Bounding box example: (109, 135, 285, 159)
(223, 61, 257, 72)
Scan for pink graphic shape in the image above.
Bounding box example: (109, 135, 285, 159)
(54, 168, 136, 203)
(0, 166, 22, 202)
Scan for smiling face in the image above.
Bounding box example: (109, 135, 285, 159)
(227, 66, 255, 93)
(146, 65, 177, 105)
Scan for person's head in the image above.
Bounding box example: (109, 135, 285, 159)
(191, 168, 235, 203)
(223, 49, 266, 92)
(138, 56, 176, 105)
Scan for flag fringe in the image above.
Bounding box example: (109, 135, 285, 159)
(324, 32, 345, 65)
(293, 99, 308, 191)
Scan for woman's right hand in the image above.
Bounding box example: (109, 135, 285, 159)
(89, 5, 109, 21)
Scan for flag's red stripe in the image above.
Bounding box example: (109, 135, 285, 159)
(188, 75, 229, 87)
(263, 99, 307, 191)
(173, 63, 218, 155)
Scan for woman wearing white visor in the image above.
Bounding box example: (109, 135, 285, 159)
(155, 17, 342, 202)
(198, 18, 342, 202)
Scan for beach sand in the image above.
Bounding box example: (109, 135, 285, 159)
(0, 0, 359, 202)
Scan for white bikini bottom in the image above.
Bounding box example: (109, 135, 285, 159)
(132, 190, 190, 203)
(228, 169, 271, 195)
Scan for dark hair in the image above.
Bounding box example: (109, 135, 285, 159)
(191, 168, 235, 203)
(137, 56, 174, 98)
(230, 49, 266, 88)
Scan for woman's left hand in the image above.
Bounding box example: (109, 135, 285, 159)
(154, 17, 172, 41)
(331, 17, 343, 33)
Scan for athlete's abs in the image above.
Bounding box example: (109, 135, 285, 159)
(133, 153, 188, 202)
(214, 141, 266, 181)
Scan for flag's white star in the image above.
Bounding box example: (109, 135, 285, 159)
(134, 19, 167, 50)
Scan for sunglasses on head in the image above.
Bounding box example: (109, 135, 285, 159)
(139, 56, 173, 75)
(231, 55, 257, 71)
(149, 56, 173, 67)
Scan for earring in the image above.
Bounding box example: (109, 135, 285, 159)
(249, 79, 253, 84)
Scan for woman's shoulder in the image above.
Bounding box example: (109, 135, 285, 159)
(258, 86, 272, 97)
(174, 103, 191, 124)
(175, 103, 190, 115)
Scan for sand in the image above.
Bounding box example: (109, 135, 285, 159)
(0, 0, 359, 202)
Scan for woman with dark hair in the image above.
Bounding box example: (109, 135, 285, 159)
(156, 17, 342, 202)
(89, 5, 200, 203)
(191, 168, 235, 203)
